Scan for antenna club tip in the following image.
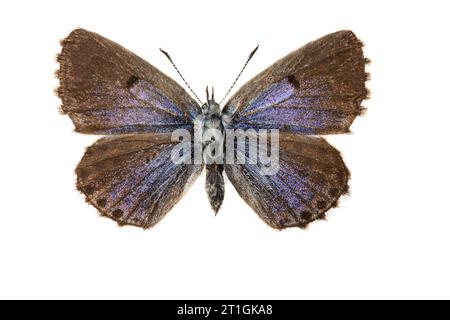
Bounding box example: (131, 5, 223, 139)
(249, 45, 259, 58)
(159, 48, 170, 57)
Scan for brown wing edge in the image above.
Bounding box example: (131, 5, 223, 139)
(55, 29, 88, 116)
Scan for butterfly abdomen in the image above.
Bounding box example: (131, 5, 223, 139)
(206, 164, 225, 214)
(201, 97, 225, 214)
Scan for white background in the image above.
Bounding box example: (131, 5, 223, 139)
(1, 0, 449, 299)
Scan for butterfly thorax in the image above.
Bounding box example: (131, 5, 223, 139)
(201, 97, 225, 214)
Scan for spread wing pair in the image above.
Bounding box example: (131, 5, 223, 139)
(56, 29, 368, 229)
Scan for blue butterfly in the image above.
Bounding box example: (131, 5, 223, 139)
(57, 29, 369, 229)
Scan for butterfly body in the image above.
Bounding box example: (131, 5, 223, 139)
(57, 29, 369, 230)
(201, 88, 226, 213)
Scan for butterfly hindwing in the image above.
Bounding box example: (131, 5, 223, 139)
(223, 30, 369, 134)
(57, 29, 201, 134)
(225, 134, 349, 229)
(76, 133, 203, 228)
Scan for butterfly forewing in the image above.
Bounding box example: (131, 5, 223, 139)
(223, 30, 369, 135)
(57, 29, 201, 134)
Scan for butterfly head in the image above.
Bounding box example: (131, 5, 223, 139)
(202, 86, 221, 116)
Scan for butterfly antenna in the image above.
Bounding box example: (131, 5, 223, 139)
(219, 45, 259, 105)
(159, 48, 203, 104)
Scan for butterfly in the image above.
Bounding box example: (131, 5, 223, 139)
(56, 29, 369, 230)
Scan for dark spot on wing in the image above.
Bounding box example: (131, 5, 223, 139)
(328, 187, 339, 197)
(126, 75, 139, 89)
(300, 211, 313, 221)
(97, 198, 107, 208)
(287, 75, 300, 89)
(78, 168, 90, 179)
(317, 200, 327, 210)
(112, 209, 123, 219)
(317, 213, 326, 220)
(84, 184, 95, 195)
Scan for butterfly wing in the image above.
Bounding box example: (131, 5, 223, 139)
(56, 29, 201, 134)
(76, 133, 202, 228)
(223, 31, 367, 228)
(225, 134, 349, 229)
(222, 30, 369, 134)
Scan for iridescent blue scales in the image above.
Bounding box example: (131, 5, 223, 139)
(223, 30, 368, 135)
(57, 29, 368, 229)
(226, 78, 353, 134)
(57, 29, 200, 134)
(76, 134, 202, 228)
(221, 30, 368, 228)
(225, 134, 349, 228)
